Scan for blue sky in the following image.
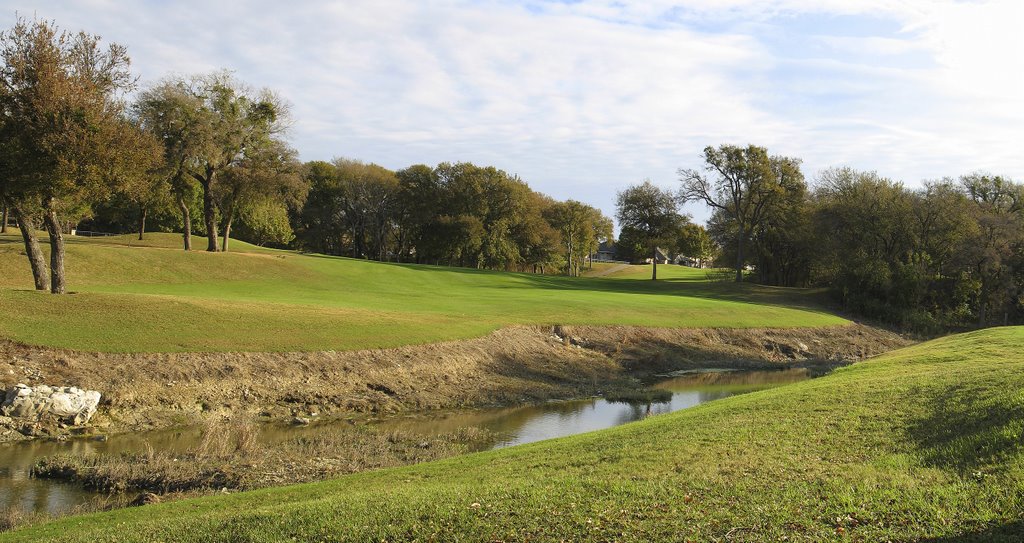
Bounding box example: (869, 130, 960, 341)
(4, 0, 1023, 225)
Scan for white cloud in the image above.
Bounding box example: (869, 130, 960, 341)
(1, 0, 1022, 225)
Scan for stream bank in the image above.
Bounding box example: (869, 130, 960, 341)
(10, 367, 812, 523)
(0, 324, 909, 442)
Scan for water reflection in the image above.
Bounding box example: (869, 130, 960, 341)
(377, 368, 811, 448)
(0, 367, 811, 515)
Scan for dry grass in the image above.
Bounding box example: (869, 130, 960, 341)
(0, 494, 130, 534)
(0, 324, 909, 441)
(33, 417, 495, 495)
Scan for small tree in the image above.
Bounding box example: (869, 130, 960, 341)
(238, 197, 295, 246)
(615, 181, 682, 280)
(544, 200, 613, 276)
(677, 222, 716, 268)
(217, 137, 303, 252)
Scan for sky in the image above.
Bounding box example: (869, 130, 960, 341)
(4, 0, 1023, 225)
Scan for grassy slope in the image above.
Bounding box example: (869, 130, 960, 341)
(0, 233, 845, 352)
(9, 327, 1024, 542)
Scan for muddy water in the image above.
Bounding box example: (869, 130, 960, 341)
(0, 368, 810, 516)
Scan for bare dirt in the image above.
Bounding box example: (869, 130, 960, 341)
(0, 324, 910, 441)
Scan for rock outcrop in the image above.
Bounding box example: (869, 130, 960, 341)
(1, 383, 101, 425)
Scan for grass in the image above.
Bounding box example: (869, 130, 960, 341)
(6, 326, 1023, 541)
(0, 232, 845, 352)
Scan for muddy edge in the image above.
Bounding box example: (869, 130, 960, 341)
(0, 324, 910, 440)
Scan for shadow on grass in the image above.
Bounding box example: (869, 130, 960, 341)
(905, 382, 1024, 474)
(911, 520, 1024, 542)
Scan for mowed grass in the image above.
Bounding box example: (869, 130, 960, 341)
(0, 232, 845, 352)
(9, 327, 1024, 541)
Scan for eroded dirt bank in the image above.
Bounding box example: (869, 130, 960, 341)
(0, 324, 910, 440)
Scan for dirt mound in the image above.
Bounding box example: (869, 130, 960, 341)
(0, 324, 909, 439)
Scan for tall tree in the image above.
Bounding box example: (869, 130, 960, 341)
(0, 17, 141, 293)
(134, 80, 210, 250)
(615, 181, 682, 281)
(679, 144, 802, 282)
(958, 173, 1024, 326)
(136, 72, 286, 252)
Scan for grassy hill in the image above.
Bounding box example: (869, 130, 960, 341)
(7, 327, 1023, 541)
(0, 233, 845, 352)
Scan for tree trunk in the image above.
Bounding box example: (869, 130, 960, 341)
(138, 206, 147, 241)
(178, 197, 192, 251)
(12, 207, 48, 291)
(651, 245, 658, 281)
(1, 203, 7, 234)
(200, 173, 219, 252)
(221, 201, 234, 252)
(734, 232, 745, 283)
(42, 198, 66, 294)
(567, 242, 573, 277)
(978, 278, 988, 328)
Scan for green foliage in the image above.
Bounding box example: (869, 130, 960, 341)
(237, 198, 294, 247)
(615, 181, 684, 275)
(297, 160, 572, 272)
(675, 222, 716, 267)
(543, 199, 613, 276)
(680, 145, 803, 282)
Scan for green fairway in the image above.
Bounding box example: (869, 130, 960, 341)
(0, 233, 845, 352)
(8, 327, 1024, 541)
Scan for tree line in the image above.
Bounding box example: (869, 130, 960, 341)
(297, 159, 612, 273)
(677, 144, 1024, 333)
(4, 17, 1023, 335)
(0, 18, 614, 294)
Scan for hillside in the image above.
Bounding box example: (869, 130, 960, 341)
(0, 233, 845, 353)
(7, 327, 1023, 541)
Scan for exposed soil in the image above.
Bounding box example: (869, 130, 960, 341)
(0, 324, 910, 441)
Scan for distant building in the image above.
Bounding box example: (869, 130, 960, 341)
(593, 240, 618, 262)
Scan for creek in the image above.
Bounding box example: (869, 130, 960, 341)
(0, 367, 810, 516)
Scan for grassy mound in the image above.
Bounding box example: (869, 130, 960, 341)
(8, 327, 1024, 541)
(0, 233, 844, 352)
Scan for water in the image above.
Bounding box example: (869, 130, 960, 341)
(0, 368, 810, 516)
(376, 368, 811, 448)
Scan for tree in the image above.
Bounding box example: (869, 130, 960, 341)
(237, 196, 295, 246)
(110, 123, 166, 240)
(0, 17, 143, 293)
(294, 160, 345, 255)
(676, 223, 716, 268)
(134, 79, 210, 250)
(544, 199, 612, 276)
(615, 181, 682, 280)
(811, 167, 917, 318)
(679, 144, 802, 282)
(217, 137, 303, 251)
(136, 72, 286, 252)
(957, 173, 1024, 326)
(394, 164, 438, 263)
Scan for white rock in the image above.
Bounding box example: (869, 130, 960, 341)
(1, 384, 102, 425)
